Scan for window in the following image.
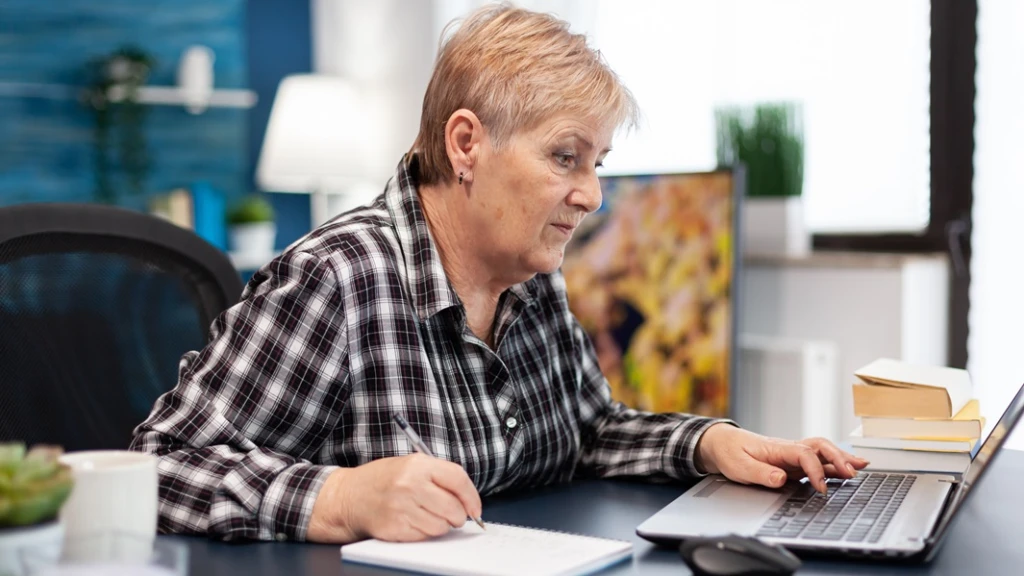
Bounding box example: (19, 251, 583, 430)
(969, 0, 1024, 448)
(589, 0, 931, 234)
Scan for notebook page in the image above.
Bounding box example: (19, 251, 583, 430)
(340, 522, 633, 576)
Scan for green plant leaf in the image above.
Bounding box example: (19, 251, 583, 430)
(0, 443, 73, 528)
(715, 102, 804, 198)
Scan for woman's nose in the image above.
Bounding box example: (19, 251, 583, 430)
(572, 173, 603, 213)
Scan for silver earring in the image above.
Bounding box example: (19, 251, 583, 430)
(458, 172, 464, 185)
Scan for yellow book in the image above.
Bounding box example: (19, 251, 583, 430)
(860, 399, 985, 440)
(149, 188, 194, 230)
(849, 426, 976, 452)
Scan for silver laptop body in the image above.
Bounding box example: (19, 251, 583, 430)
(637, 382, 1024, 560)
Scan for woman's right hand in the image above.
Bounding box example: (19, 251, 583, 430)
(306, 453, 483, 543)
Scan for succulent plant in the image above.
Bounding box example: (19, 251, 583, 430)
(0, 443, 74, 528)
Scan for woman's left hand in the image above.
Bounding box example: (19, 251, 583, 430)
(695, 424, 869, 494)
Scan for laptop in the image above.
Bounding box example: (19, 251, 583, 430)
(637, 381, 1024, 561)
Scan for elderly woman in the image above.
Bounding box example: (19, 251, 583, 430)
(131, 5, 865, 544)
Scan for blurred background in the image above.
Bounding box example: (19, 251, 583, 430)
(0, 0, 1020, 448)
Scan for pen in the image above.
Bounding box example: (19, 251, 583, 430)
(392, 413, 486, 531)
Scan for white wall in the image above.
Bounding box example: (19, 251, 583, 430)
(311, 0, 437, 211)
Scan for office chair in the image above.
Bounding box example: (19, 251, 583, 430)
(0, 203, 244, 451)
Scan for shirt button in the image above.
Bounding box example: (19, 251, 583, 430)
(275, 532, 288, 542)
(506, 417, 518, 429)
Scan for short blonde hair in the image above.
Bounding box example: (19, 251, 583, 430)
(411, 3, 639, 185)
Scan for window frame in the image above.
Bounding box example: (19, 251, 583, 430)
(812, 0, 976, 369)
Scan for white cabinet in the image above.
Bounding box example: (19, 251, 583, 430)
(736, 335, 842, 441)
(738, 251, 950, 440)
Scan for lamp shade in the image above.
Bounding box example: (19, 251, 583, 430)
(256, 74, 374, 193)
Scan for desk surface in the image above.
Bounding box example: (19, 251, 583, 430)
(172, 448, 1024, 575)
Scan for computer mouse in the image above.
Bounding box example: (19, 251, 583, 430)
(679, 534, 802, 576)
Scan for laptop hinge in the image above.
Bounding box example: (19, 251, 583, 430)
(923, 478, 961, 545)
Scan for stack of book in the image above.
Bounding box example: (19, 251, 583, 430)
(848, 358, 984, 475)
(149, 184, 227, 250)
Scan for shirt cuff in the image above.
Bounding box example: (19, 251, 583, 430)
(257, 462, 339, 542)
(662, 417, 739, 479)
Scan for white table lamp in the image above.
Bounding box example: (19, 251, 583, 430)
(256, 74, 380, 227)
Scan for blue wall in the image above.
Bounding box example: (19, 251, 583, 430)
(0, 0, 314, 252)
(0, 0, 248, 211)
(246, 0, 313, 250)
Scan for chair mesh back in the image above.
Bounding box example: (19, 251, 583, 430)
(0, 232, 227, 451)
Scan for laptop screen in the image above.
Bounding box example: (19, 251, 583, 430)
(931, 381, 1024, 539)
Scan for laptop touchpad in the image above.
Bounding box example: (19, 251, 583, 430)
(681, 479, 786, 534)
(637, 477, 792, 538)
(698, 480, 781, 505)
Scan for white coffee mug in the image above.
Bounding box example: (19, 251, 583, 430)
(57, 451, 159, 563)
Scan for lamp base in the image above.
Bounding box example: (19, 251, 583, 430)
(310, 190, 331, 229)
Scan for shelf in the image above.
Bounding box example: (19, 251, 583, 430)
(744, 250, 948, 270)
(0, 81, 257, 113)
(110, 85, 256, 111)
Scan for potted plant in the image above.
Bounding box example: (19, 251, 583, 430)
(227, 194, 277, 258)
(83, 45, 156, 204)
(0, 444, 74, 576)
(715, 102, 808, 256)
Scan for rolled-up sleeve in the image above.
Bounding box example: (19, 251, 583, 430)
(130, 250, 350, 542)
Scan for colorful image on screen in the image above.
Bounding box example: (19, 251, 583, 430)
(562, 171, 739, 417)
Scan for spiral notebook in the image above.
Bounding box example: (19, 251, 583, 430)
(339, 522, 633, 576)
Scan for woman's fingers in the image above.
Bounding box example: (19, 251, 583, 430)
(416, 482, 471, 529)
(786, 463, 846, 481)
(701, 427, 873, 496)
(321, 454, 483, 544)
(725, 442, 823, 491)
(799, 437, 867, 478)
(731, 458, 789, 488)
(430, 460, 483, 521)
(760, 442, 828, 493)
(408, 505, 456, 540)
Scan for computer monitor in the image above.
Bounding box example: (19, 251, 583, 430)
(562, 169, 744, 418)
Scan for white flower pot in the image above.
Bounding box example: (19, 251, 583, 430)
(229, 222, 276, 257)
(0, 521, 63, 576)
(742, 196, 810, 257)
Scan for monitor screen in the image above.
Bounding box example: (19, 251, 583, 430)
(562, 170, 742, 418)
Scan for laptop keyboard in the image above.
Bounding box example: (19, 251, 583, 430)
(756, 472, 916, 543)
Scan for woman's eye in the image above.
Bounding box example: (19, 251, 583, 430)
(555, 153, 576, 168)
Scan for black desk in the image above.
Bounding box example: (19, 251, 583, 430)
(172, 448, 1024, 575)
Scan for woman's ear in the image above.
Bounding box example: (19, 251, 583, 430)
(444, 109, 483, 184)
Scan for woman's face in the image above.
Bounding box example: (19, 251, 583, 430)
(467, 114, 613, 282)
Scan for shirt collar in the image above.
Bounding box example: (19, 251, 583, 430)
(385, 155, 537, 321)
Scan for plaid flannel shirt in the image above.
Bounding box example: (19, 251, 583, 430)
(130, 156, 730, 542)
